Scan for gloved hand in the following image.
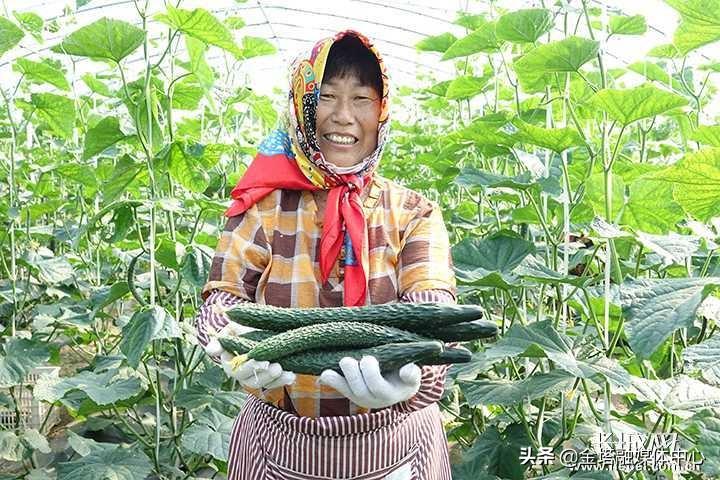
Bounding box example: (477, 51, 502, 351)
(220, 354, 296, 389)
(319, 356, 422, 409)
(203, 322, 251, 358)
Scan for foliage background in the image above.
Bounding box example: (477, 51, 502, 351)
(2, 0, 720, 479)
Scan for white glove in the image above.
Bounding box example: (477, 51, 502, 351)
(319, 356, 422, 409)
(220, 353, 296, 389)
(203, 322, 251, 358)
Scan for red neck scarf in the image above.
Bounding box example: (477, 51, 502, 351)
(225, 154, 369, 306)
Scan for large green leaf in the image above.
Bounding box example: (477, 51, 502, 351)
(13, 12, 43, 40)
(690, 125, 720, 147)
(81, 73, 113, 97)
(446, 75, 488, 100)
(685, 409, 720, 476)
(416, 32, 457, 53)
(442, 22, 501, 60)
(684, 334, 720, 369)
(513, 36, 599, 92)
(26, 93, 76, 139)
(451, 231, 535, 288)
(240, 36, 276, 59)
(460, 370, 574, 406)
(120, 306, 179, 368)
(634, 231, 702, 266)
(513, 119, 584, 152)
(656, 148, 720, 221)
(82, 116, 126, 160)
(181, 408, 234, 461)
(34, 368, 143, 405)
(167, 142, 227, 193)
(609, 15, 647, 35)
(589, 84, 687, 125)
(628, 61, 684, 91)
(0, 17, 24, 58)
(620, 277, 720, 358)
(0, 338, 50, 387)
(483, 320, 631, 386)
(57, 446, 152, 480)
(453, 425, 529, 480)
(620, 177, 685, 234)
(156, 6, 243, 58)
(666, 0, 720, 54)
(0, 431, 24, 462)
(495, 9, 553, 43)
(51, 18, 144, 62)
(455, 167, 535, 191)
(103, 155, 144, 203)
(13, 58, 70, 91)
(623, 375, 720, 418)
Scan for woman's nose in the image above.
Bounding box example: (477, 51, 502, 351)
(330, 98, 354, 124)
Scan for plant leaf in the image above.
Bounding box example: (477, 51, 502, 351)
(446, 75, 488, 100)
(27, 93, 76, 139)
(623, 375, 720, 418)
(240, 36, 276, 59)
(589, 84, 687, 125)
(13, 58, 70, 91)
(690, 125, 720, 147)
(666, 0, 720, 54)
(513, 119, 584, 152)
(120, 306, 179, 368)
(51, 18, 144, 62)
(83, 116, 126, 160)
(442, 22, 501, 60)
(621, 277, 720, 358)
(0, 17, 24, 58)
(609, 15, 647, 35)
(157, 6, 243, 58)
(460, 370, 574, 406)
(181, 408, 234, 461)
(416, 32, 457, 52)
(495, 8, 553, 43)
(621, 177, 685, 234)
(57, 445, 152, 480)
(0, 338, 50, 388)
(514, 36, 599, 92)
(34, 368, 143, 405)
(656, 148, 720, 221)
(452, 231, 535, 288)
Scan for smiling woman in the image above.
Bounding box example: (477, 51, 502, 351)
(195, 30, 457, 479)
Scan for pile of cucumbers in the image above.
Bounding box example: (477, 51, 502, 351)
(218, 302, 496, 375)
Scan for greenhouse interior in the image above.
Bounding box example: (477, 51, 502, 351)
(1, 0, 720, 478)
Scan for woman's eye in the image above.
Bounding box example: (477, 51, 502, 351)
(319, 93, 334, 100)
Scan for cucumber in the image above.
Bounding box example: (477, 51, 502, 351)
(418, 320, 498, 342)
(225, 302, 484, 332)
(219, 336, 257, 355)
(278, 341, 454, 375)
(247, 322, 430, 362)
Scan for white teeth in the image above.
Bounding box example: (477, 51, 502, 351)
(325, 134, 356, 145)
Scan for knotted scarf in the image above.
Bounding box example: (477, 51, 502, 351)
(224, 30, 390, 306)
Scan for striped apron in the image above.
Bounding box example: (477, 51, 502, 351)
(227, 395, 452, 479)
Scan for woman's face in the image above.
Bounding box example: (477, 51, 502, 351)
(315, 75, 381, 169)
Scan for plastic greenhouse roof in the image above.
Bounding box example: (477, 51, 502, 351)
(2, 0, 717, 115)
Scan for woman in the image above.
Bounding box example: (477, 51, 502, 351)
(196, 30, 456, 479)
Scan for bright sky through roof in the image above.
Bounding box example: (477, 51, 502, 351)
(1, 0, 716, 117)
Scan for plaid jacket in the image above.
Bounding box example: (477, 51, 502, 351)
(195, 175, 457, 417)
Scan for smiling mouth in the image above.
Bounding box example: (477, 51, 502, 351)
(323, 133, 358, 145)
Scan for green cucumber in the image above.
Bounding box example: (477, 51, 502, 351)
(418, 320, 498, 342)
(247, 322, 430, 362)
(218, 330, 275, 355)
(225, 302, 484, 332)
(278, 341, 455, 375)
